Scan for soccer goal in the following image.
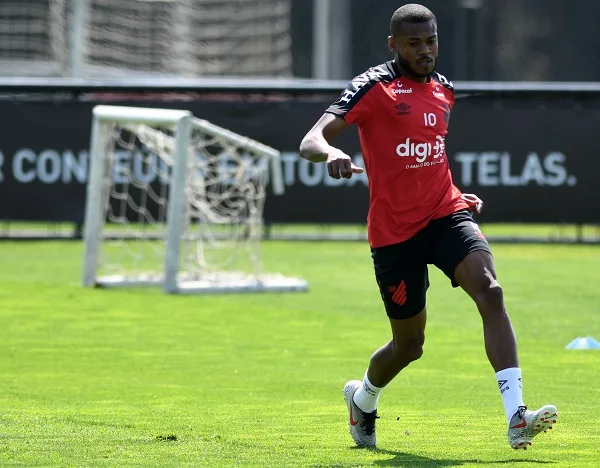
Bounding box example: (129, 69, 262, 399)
(82, 105, 307, 293)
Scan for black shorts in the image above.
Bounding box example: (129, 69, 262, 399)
(371, 210, 491, 320)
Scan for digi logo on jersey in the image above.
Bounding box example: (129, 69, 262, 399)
(395, 136, 445, 165)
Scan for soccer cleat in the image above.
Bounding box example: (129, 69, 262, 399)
(343, 380, 379, 448)
(508, 405, 558, 450)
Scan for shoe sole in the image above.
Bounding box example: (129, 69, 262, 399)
(512, 405, 558, 450)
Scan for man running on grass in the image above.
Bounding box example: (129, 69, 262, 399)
(299, 3, 557, 451)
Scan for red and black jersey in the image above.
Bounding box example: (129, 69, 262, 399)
(326, 60, 469, 248)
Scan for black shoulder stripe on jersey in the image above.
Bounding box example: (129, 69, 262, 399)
(326, 61, 399, 117)
(432, 72, 454, 94)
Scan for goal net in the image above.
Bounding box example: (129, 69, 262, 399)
(82, 105, 307, 293)
(0, 0, 292, 78)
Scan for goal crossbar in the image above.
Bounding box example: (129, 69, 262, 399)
(93, 105, 192, 126)
(93, 106, 285, 195)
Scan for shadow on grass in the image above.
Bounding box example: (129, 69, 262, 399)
(366, 448, 557, 467)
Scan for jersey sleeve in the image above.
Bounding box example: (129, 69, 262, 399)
(325, 79, 374, 126)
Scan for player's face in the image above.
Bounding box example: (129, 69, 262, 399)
(388, 20, 438, 80)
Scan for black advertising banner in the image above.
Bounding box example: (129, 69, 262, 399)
(0, 102, 93, 222)
(447, 96, 599, 224)
(0, 94, 597, 225)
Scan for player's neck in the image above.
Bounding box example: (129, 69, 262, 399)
(402, 74, 429, 84)
(393, 59, 430, 84)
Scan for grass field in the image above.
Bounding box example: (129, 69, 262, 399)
(0, 239, 599, 467)
(1, 221, 599, 243)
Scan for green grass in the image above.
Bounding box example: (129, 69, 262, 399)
(0, 241, 599, 467)
(1, 221, 600, 242)
(266, 223, 600, 240)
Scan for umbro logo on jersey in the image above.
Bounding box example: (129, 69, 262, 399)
(433, 91, 445, 99)
(395, 103, 411, 115)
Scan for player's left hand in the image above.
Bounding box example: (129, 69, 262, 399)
(462, 193, 484, 215)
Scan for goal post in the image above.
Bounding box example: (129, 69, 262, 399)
(82, 105, 307, 294)
(162, 112, 192, 293)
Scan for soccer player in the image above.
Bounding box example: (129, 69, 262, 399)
(299, 3, 557, 450)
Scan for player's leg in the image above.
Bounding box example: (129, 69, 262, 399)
(453, 249, 517, 372)
(343, 310, 426, 448)
(454, 249, 557, 449)
(430, 210, 557, 449)
(453, 249, 523, 418)
(368, 309, 427, 388)
(344, 239, 428, 448)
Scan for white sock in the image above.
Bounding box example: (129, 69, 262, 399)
(496, 367, 524, 423)
(352, 370, 384, 413)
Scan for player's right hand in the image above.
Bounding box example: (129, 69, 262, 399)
(326, 149, 364, 179)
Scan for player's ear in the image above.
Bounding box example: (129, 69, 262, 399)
(387, 35, 395, 53)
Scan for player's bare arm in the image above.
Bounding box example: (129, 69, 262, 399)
(299, 113, 364, 179)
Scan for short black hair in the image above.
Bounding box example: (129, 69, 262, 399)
(390, 4, 437, 35)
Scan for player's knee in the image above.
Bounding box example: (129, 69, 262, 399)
(406, 340, 424, 363)
(474, 283, 504, 309)
(393, 335, 424, 364)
